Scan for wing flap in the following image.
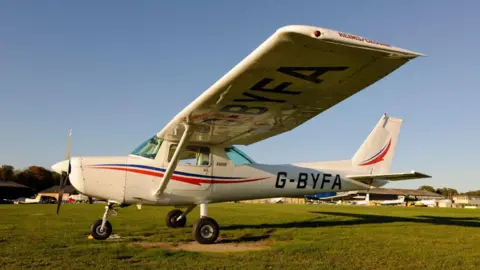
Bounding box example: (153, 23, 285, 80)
(347, 171, 432, 182)
(158, 25, 423, 145)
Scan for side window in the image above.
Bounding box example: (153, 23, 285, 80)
(225, 147, 254, 165)
(130, 135, 163, 159)
(168, 145, 210, 166)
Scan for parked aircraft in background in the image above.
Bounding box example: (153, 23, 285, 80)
(22, 195, 56, 204)
(380, 196, 406, 206)
(51, 25, 430, 244)
(414, 199, 437, 207)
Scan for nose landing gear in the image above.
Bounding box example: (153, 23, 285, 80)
(90, 202, 117, 240)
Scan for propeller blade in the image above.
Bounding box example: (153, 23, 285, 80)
(65, 129, 72, 161)
(56, 173, 67, 215)
(56, 129, 72, 215)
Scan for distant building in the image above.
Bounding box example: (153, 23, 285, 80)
(307, 188, 444, 202)
(240, 188, 444, 205)
(240, 196, 307, 204)
(0, 181, 33, 200)
(452, 195, 480, 208)
(38, 185, 78, 202)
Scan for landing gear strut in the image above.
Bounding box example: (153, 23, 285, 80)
(90, 202, 116, 240)
(165, 203, 220, 244)
(192, 203, 219, 244)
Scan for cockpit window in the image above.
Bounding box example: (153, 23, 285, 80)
(130, 135, 163, 159)
(168, 145, 210, 166)
(225, 147, 255, 165)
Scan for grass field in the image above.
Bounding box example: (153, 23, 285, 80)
(0, 203, 479, 269)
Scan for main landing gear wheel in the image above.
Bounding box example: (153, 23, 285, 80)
(193, 217, 219, 244)
(90, 219, 112, 240)
(166, 209, 187, 228)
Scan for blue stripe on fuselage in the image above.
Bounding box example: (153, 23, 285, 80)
(91, 163, 244, 180)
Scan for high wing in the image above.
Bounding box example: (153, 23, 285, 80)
(157, 25, 423, 145)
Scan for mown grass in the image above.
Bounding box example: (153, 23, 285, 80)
(0, 203, 479, 269)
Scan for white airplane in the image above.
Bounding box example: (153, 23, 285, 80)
(414, 199, 437, 207)
(380, 195, 406, 206)
(51, 25, 431, 244)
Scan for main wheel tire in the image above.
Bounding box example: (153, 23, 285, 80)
(165, 209, 187, 228)
(193, 217, 219, 244)
(90, 219, 112, 240)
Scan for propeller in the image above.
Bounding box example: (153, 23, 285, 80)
(56, 130, 72, 215)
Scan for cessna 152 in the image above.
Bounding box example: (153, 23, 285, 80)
(51, 25, 430, 244)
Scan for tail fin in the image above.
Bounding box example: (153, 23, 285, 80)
(352, 114, 402, 174)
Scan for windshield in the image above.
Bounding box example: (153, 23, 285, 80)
(225, 146, 255, 164)
(130, 135, 163, 159)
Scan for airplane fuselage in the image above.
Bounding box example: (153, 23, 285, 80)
(68, 151, 371, 207)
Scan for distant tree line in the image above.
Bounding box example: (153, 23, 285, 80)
(0, 164, 63, 192)
(417, 185, 479, 198)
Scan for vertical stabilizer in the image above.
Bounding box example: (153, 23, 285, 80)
(352, 114, 402, 174)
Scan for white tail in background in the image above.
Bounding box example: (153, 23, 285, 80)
(351, 114, 403, 174)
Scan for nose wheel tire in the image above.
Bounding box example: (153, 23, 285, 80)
(90, 219, 112, 240)
(193, 217, 219, 244)
(166, 209, 187, 228)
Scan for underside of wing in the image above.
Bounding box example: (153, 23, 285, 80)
(158, 25, 423, 145)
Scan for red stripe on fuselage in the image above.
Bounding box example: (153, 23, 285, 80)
(359, 139, 392, 166)
(91, 166, 268, 185)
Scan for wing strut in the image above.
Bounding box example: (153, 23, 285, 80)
(153, 123, 194, 196)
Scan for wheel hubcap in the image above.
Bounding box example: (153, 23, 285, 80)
(96, 226, 106, 235)
(200, 225, 214, 238)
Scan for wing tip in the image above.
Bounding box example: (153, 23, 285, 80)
(276, 24, 424, 57)
(410, 170, 432, 178)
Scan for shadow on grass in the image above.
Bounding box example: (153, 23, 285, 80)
(219, 234, 272, 244)
(218, 228, 276, 243)
(221, 211, 480, 231)
(417, 215, 480, 224)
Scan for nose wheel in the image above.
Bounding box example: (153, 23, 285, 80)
(91, 219, 112, 240)
(90, 202, 116, 240)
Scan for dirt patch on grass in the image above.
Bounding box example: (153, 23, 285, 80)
(134, 240, 271, 252)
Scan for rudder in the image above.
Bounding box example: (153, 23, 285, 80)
(352, 114, 402, 174)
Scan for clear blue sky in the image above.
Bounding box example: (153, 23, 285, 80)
(1, 1, 478, 192)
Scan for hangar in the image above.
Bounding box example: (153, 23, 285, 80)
(452, 195, 480, 208)
(306, 188, 444, 201)
(0, 181, 33, 200)
(38, 185, 78, 202)
(240, 188, 444, 205)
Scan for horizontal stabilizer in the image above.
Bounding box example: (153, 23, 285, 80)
(347, 171, 431, 181)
